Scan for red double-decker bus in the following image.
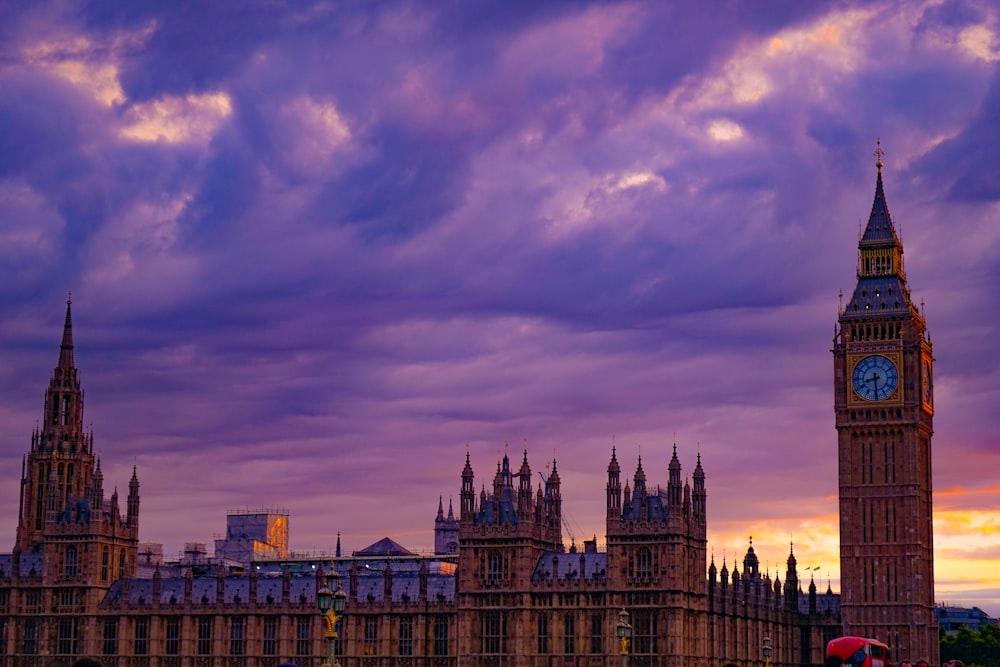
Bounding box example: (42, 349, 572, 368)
(826, 637, 890, 667)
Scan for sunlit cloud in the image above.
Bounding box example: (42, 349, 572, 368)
(707, 119, 745, 142)
(120, 93, 233, 144)
(668, 6, 873, 112)
(958, 24, 1000, 62)
(23, 23, 155, 107)
(610, 171, 667, 193)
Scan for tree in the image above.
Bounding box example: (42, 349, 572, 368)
(941, 624, 1000, 667)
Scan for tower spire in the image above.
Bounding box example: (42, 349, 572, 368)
(59, 293, 75, 370)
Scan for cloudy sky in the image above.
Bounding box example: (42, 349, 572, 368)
(1, 0, 998, 614)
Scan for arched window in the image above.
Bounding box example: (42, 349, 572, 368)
(65, 546, 78, 578)
(101, 547, 109, 581)
(119, 549, 127, 575)
(636, 547, 653, 579)
(487, 551, 504, 581)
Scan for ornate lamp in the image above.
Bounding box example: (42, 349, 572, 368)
(317, 574, 347, 667)
(615, 608, 632, 667)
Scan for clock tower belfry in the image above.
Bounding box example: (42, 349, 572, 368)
(833, 144, 937, 664)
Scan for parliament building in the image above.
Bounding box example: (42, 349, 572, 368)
(0, 160, 936, 666)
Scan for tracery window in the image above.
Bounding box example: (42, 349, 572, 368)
(165, 618, 180, 655)
(635, 547, 653, 579)
(65, 546, 78, 578)
(399, 616, 413, 656)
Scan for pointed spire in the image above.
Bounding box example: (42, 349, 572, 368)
(862, 149, 899, 245)
(336, 531, 342, 558)
(58, 293, 75, 370)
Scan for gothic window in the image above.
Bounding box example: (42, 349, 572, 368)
(296, 617, 310, 657)
(631, 609, 658, 656)
(0, 618, 6, 655)
(537, 612, 549, 654)
(119, 549, 126, 576)
(481, 611, 506, 654)
(363, 616, 378, 656)
(101, 547, 109, 581)
(636, 547, 653, 579)
(165, 618, 180, 656)
(589, 612, 603, 654)
(229, 616, 244, 655)
(134, 617, 149, 655)
(486, 550, 504, 581)
(102, 618, 117, 655)
(64, 546, 78, 578)
(23, 619, 37, 655)
(57, 618, 79, 655)
(563, 613, 575, 655)
(399, 616, 413, 656)
(433, 616, 449, 657)
(197, 617, 212, 655)
(262, 617, 277, 656)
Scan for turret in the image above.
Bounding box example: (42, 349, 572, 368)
(460, 452, 475, 521)
(667, 444, 682, 508)
(606, 447, 621, 519)
(783, 544, 799, 612)
(127, 465, 140, 528)
(517, 451, 532, 516)
(692, 452, 706, 520)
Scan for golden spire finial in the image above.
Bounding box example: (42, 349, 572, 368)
(874, 138, 884, 171)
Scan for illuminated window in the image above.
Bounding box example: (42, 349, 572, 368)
(364, 617, 378, 655)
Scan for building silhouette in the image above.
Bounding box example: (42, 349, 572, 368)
(833, 146, 938, 664)
(0, 158, 937, 666)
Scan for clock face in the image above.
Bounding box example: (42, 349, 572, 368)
(852, 355, 899, 401)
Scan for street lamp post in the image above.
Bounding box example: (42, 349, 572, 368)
(317, 573, 348, 667)
(762, 636, 772, 667)
(615, 608, 632, 667)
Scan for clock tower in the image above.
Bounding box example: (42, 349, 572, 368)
(833, 145, 937, 664)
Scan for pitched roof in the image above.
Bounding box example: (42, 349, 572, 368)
(354, 537, 415, 557)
